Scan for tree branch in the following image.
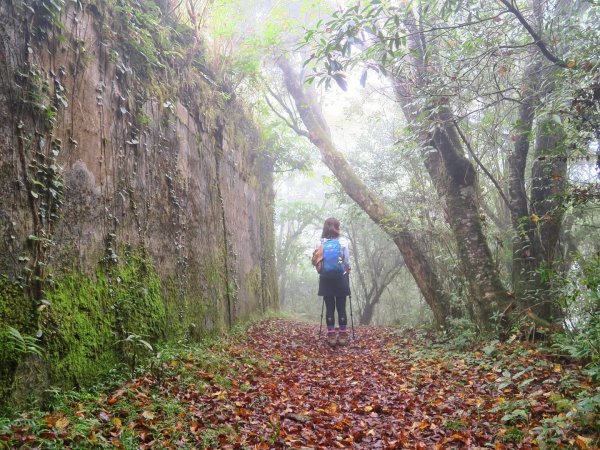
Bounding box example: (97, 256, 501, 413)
(453, 121, 512, 212)
(498, 0, 567, 68)
(264, 90, 309, 138)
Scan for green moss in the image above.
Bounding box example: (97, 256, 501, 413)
(43, 272, 118, 387)
(0, 276, 35, 402)
(1, 241, 249, 406)
(111, 249, 166, 339)
(158, 248, 232, 343)
(42, 247, 167, 388)
(161, 277, 189, 339)
(199, 251, 228, 332)
(247, 268, 262, 301)
(162, 274, 210, 341)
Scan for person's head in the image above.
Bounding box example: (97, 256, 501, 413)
(321, 217, 341, 239)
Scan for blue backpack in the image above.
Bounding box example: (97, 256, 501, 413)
(320, 239, 344, 279)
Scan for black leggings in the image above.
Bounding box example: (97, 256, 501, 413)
(324, 296, 347, 330)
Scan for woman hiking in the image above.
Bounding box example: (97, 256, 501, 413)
(315, 217, 351, 347)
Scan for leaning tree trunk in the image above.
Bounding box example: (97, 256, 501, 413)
(360, 298, 378, 326)
(277, 58, 452, 328)
(427, 105, 513, 328)
(358, 282, 394, 325)
(391, 19, 511, 331)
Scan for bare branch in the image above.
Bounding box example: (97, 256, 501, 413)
(453, 121, 512, 212)
(498, 0, 567, 68)
(264, 89, 309, 138)
(266, 85, 297, 123)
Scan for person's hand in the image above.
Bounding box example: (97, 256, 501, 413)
(345, 265, 351, 274)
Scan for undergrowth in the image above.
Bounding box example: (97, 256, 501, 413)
(0, 310, 281, 420)
(397, 324, 599, 449)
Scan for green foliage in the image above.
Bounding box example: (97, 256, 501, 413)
(116, 332, 155, 376)
(444, 419, 467, 430)
(439, 317, 480, 350)
(112, 0, 169, 74)
(200, 425, 236, 448)
(260, 121, 316, 174)
(499, 426, 525, 444)
(22, 0, 66, 40)
(491, 399, 531, 425)
(547, 253, 600, 380)
(3, 326, 44, 358)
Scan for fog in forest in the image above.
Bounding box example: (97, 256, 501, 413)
(194, 0, 600, 331)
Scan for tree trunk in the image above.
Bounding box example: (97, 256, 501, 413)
(529, 117, 567, 321)
(391, 21, 511, 330)
(360, 296, 378, 326)
(397, 75, 511, 328)
(508, 57, 566, 325)
(277, 58, 452, 328)
(429, 107, 513, 328)
(531, 119, 567, 263)
(359, 284, 389, 325)
(508, 60, 544, 309)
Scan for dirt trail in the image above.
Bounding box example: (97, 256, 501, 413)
(242, 319, 503, 449)
(3, 318, 593, 449)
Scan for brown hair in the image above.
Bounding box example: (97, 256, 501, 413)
(321, 217, 340, 239)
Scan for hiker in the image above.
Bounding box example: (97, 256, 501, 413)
(315, 217, 351, 347)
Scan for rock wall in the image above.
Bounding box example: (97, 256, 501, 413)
(0, 0, 277, 404)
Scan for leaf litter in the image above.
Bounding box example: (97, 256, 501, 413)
(0, 318, 597, 449)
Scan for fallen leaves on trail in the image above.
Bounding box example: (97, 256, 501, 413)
(0, 319, 597, 449)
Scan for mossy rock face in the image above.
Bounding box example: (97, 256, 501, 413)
(109, 249, 167, 340)
(161, 274, 214, 342)
(41, 248, 167, 388)
(9, 355, 49, 407)
(0, 0, 277, 409)
(1, 247, 188, 408)
(42, 272, 119, 388)
(0, 276, 35, 404)
(247, 267, 262, 300)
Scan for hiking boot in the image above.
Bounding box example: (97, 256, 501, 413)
(326, 333, 337, 347)
(337, 332, 349, 346)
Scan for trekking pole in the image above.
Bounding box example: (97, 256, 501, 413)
(319, 297, 325, 338)
(349, 293, 355, 340)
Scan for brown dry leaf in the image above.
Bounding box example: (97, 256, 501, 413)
(54, 417, 70, 430)
(575, 435, 592, 449)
